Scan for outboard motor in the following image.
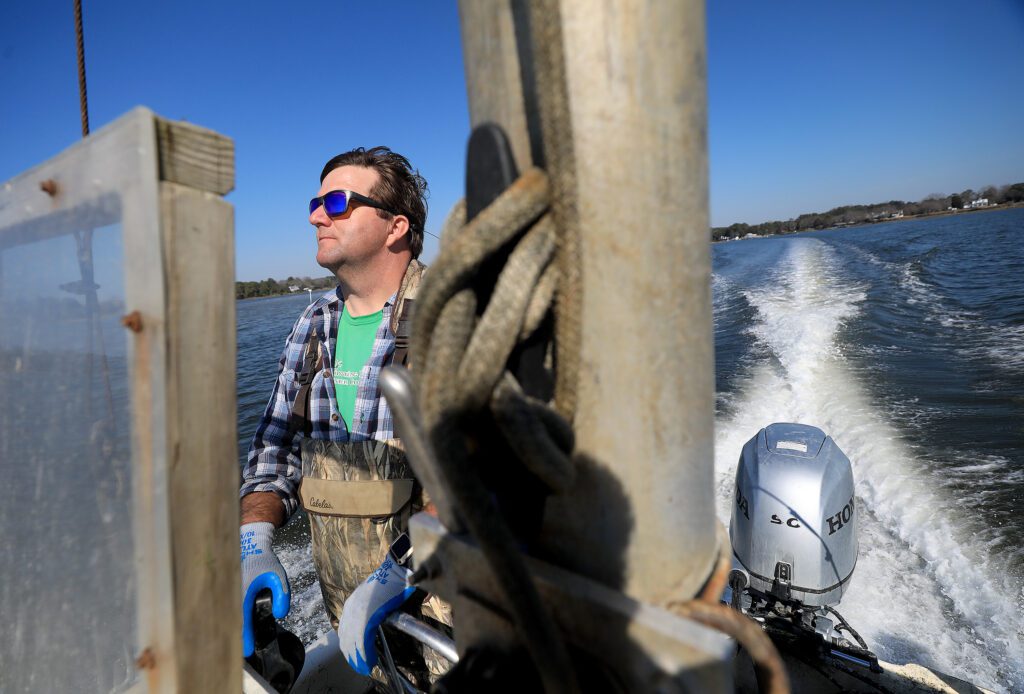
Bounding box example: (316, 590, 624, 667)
(731, 422, 857, 606)
(728, 423, 880, 672)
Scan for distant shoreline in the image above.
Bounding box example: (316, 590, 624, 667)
(863, 201, 1022, 225)
(235, 279, 336, 302)
(237, 289, 327, 303)
(714, 201, 1023, 243)
(237, 292, 300, 302)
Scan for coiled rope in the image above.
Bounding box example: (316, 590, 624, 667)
(412, 168, 575, 494)
(523, 0, 584, 422)
(410, 167, 579, 693)
(409, 9, 587, 674)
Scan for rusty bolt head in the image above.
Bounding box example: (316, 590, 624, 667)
(39, 179, 58, 196)
(121, 311, 143, 333)
(135, 648, 156, 670)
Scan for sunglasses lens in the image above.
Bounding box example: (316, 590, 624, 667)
(323, 191, 350, 217)
(309, 197, 320, 216)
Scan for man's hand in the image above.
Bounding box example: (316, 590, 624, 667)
(338, 556, 417, 675)
(240, 522, 290, 657)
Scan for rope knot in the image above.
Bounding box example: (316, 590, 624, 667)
(412, 167, 575, 494)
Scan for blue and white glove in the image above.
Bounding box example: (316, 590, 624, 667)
(338, 556, 417, 675)
(240, 522, 290, 657)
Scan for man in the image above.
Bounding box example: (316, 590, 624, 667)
(239, 147, 444, 687)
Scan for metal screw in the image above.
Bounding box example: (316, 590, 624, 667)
(40, 179, 58, 196)
(121, 311, 143, 333)
(135, 648, 156, 670)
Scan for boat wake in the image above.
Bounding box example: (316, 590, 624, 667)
(277, 530, 332, 646)
(713, 238, 1024, 693)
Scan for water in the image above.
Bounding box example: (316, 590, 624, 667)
(713, 207, 1024, 692)
(236, 292, 331, 643)
(237, 208, 1024, 691)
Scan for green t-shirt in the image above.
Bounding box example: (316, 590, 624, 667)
(333, 305, 384, 429)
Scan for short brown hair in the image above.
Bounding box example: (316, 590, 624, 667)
(320, 147, 428, 258)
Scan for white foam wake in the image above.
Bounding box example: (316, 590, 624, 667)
(713, 238, 1024, 692)
(276, 535, 331, 646)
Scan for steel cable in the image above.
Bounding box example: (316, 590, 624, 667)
(74, 0, 89, 137)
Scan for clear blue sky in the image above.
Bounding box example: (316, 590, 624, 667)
(2, 1, 1022, 280)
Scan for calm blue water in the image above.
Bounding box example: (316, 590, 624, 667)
(236, 291, 330, 641)
(237, 208, 1024, 691)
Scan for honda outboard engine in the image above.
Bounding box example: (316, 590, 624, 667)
(728, 423, 879, 672)
(731, 422, 857, 606)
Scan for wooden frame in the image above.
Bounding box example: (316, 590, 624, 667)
(0, 107, 239, 692)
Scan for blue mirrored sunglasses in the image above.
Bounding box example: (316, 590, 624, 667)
(309, 189, 396, 218)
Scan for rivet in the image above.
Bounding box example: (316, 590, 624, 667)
(121, 311, 143, 332)
(135, 648, 156, 670)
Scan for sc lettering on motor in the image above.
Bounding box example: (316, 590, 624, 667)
(770, 514, 801, 528)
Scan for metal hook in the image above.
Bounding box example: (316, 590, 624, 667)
(379, 367, 463, 534)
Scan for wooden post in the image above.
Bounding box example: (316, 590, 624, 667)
(542, 0, 717, 606)
(456, 0, 717, 605)
(155, 117, 239, 693)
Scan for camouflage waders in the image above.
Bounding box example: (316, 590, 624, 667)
(299, 440, 452, 689)
(299, 437, 419, 629)
(293, 261, 451, 689)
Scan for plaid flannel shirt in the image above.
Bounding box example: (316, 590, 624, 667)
(240, 285, 400, 520)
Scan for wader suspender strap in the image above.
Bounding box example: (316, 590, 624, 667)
(389, 298, 414, 368)
(289, 336, 322, 437)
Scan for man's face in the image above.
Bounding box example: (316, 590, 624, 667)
(310, 165, 392, 272)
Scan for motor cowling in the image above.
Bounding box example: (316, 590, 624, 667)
(730, 423, 858, 607)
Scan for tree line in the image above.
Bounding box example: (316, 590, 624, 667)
(712, 182, 1024, 241)
(236, 275, 337, 300)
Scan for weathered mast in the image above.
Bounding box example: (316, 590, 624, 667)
(458, 0, 717, 610)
